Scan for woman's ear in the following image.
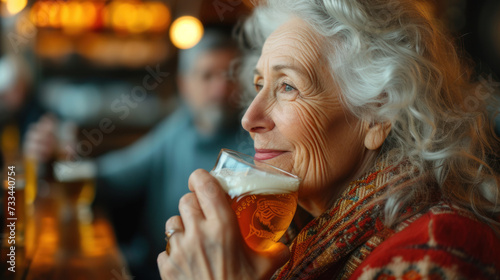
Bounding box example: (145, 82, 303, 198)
(363, 120, 391, 150)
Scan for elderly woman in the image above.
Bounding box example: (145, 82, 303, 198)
(157, 0, 500, 279)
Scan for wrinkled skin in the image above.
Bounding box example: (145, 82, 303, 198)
(157, 17, 388, 279)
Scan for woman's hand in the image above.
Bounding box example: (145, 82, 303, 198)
(157, 169, 291, 280)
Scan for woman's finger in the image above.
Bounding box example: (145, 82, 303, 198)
(157, 252, 172, 279)
(165, 215, 184, 233)
(164, 215, 184, 254)
(178, 192, 205, 231)
(188, 169, 231, 221)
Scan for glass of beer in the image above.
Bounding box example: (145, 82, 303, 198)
(53, 160, 96, 223)
(210, 149, 300, 251)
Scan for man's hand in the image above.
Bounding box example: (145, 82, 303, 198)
(23, 114, 58, 163)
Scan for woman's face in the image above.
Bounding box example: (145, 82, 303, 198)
(242, 17, 373, 215)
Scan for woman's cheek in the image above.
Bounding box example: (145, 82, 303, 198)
(280, 100, 336, 187)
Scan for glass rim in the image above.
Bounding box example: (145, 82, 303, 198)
(218, 148, 301, 182)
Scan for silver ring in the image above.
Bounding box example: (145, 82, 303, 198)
(165, 229, 177, 255)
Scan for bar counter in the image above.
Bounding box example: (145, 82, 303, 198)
(1, 180, 131, 280)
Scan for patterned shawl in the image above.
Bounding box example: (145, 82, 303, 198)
(272, 159, 397, 279)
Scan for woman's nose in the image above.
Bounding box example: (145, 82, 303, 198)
(241, 92, 275, 134)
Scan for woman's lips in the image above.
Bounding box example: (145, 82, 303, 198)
(254, 149, 286, 161)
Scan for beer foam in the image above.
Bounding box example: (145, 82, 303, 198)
(210, 168, 300, 199)
(53, 160, 96, 182)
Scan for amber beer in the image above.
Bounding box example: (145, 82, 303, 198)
(231, 191, 298, 251)
(210, 162, 300, 251)
(53, 161, 96, 220)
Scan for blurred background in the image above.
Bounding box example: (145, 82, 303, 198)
(0, 0, 499, 279)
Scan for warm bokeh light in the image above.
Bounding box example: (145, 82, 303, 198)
(60, 1, 92, 34)
(47, 2, 62, 28)
(1, 125, 19, 157)
(6, 0, 27, 15)
(106, 0, 171, 34)
(170, 16, 204, 49)
(35, 32, 73, 59)
(110, 1, 135, 32)
(125, 3, 152, 34)
(147, 2, 171, 32)
(30, 1, 48, 27)
(29, 0, 170, 34)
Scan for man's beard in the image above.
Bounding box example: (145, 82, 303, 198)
(194, 104, 226, 136)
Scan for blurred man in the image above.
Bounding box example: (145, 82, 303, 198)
(24, 28, 252, 279)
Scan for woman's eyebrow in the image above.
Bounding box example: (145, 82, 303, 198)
(272, 64, 305, 75)
(253, 64, 305, 76)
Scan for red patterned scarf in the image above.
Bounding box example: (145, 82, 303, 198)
(272, 161, 396, 279)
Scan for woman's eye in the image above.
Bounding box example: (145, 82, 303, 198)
(281, 83, 296, 93)
(254, 83, 263, 92)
